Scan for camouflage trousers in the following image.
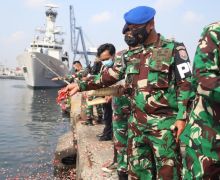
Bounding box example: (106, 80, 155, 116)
(127, 115, 181, 180)
(112, 96, 130, 173)
(182, 146, 220, 180)
(86, 96, 103, 120)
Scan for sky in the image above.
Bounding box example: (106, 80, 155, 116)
(0, 0, 220, 68)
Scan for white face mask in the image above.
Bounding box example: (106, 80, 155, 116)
(102, 59, 114, 67)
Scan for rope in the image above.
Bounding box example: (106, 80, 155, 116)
(83, 31, 96, 48)
(31, 53, 70, 85)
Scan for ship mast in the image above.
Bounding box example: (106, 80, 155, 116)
(44, 4, 63, 44)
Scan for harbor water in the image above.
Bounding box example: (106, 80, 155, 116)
(0, 79, 71, 179)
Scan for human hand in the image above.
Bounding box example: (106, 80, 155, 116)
(105, 96, 112, 103)
(64, 83, 74, 91)
(69, 83, 80, 96)
(173, 120, 186, 142)
(82, 77, 89, 81)
(52, 77, 59, 81)
(71, 74, 76, 78)
(82, 92, 87, 98)
(64, 83, 78, 93)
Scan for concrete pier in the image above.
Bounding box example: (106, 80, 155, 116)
(70, 93, 117, 180)
(54, 131, 76, 173)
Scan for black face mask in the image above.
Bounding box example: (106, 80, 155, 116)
(124, 35, 139, 47)
(124, 25, 149, 47)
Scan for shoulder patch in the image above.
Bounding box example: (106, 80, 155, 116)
(173, 42, 192, 81)
(152, 48, 172, 62)
(151, 48, 172, 70)
(179, 49, 188, 61)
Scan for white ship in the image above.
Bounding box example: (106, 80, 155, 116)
(17, 4, 69, 88)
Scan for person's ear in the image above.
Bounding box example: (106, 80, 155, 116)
(149, 19, 154, 30)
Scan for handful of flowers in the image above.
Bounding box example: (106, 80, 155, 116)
(56, 87, 71, 113)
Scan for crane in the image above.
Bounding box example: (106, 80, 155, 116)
(69, 5, 96, 67)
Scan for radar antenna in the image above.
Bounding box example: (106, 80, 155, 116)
(45, 4, 59, 9)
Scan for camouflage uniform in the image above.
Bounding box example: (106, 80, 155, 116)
(76, 68, 103, 122)
(180, 22, 220, 179)
(56, 70, 87, 113)
(86, 96, 103, 121)
(65, 67, 90, 83)
(112, 95, 130, 173)
(77, 35, 193, 179)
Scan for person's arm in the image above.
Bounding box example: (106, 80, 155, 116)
(194, 27, 220, 102)
(173, 42, 194, 141)
(65, 74, 75, 83)
(66, 51, 126, 95)
(74, 67, 90, 80)
(52, 75, 75, 83)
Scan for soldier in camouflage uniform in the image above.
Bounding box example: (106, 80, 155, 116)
(53, 60, 91, 82)
(180, 22, 220, 179)
(85, 60, 104, 124)
(112, 94, 130, 176)
(55, 61, 89, 114)
(67, 61, 103, 125)
(66, 6, 193, 179)
(84, 98, 103, 125)
(73, 61, 103, 126)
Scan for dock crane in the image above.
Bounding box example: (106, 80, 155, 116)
(69, 5, 96, 67)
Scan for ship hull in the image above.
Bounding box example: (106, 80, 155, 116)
(17, 52, 69, 88)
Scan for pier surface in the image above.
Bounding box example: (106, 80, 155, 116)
(70, 94, 117, 180)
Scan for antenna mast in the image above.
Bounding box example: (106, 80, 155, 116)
(69, 5, 76, 55)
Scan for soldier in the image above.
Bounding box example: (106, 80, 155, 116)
(52, 60, 90, 83)
(71, 61, 104, 125)
(55, 61, 88, 114)
(76, 60, 103, 126)
(72, 61, 90, 81)
(180, 22, 220, 179)
(81, 60, 104, 126)
(65, 6, 193, 179)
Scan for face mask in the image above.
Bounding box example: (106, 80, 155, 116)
(102, 59, 114, 67)
(124, 25, 149, 47)
(124, 35, 139, 47)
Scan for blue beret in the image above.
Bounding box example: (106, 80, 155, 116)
(124, 6, 156, 25)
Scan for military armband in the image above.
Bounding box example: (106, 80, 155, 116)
(174, 43, 192, 81)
